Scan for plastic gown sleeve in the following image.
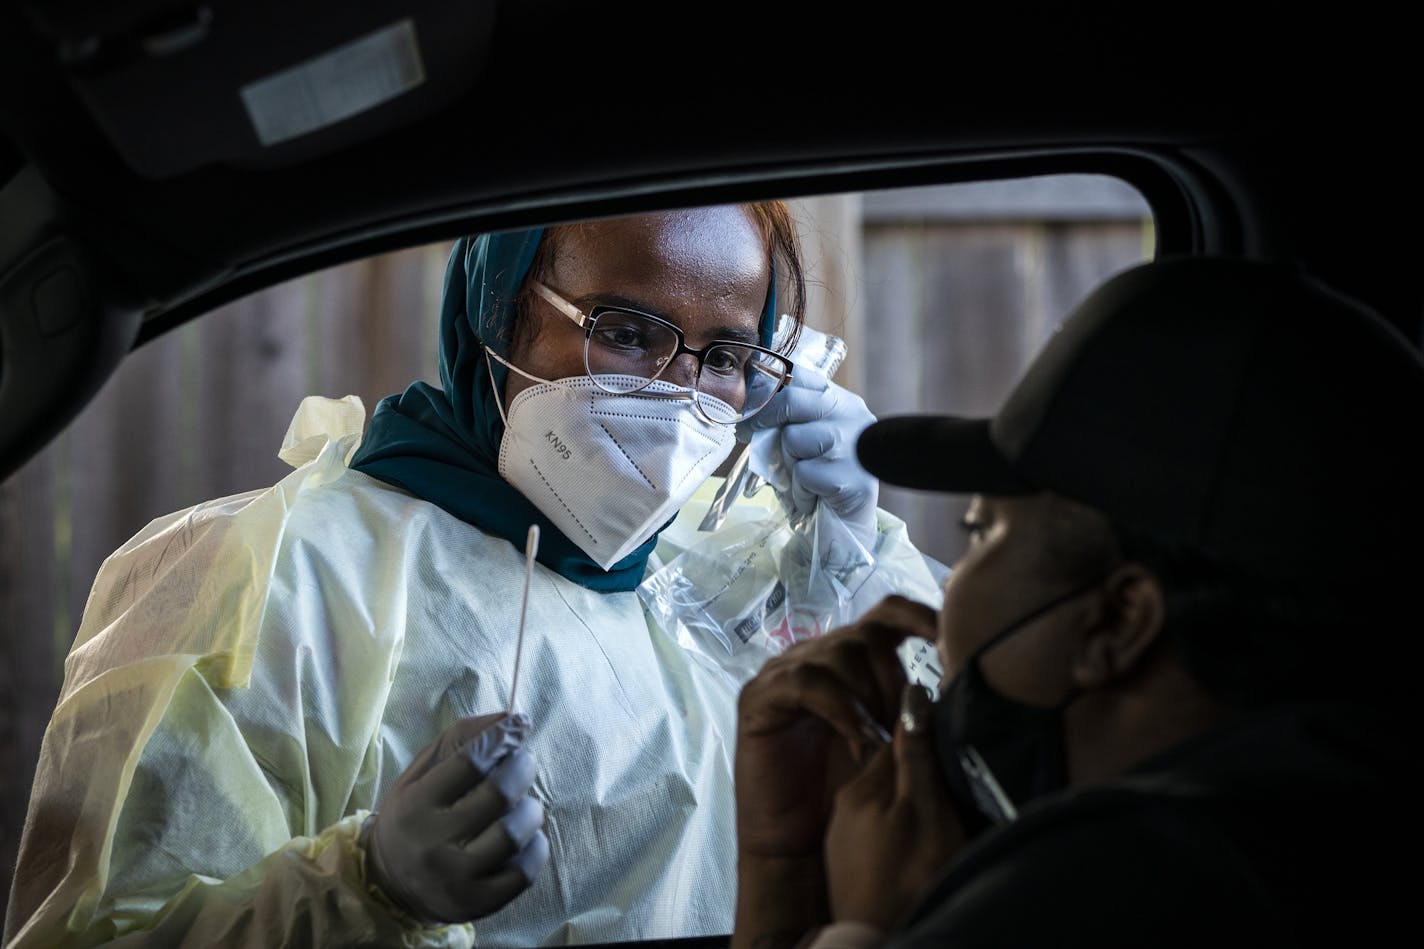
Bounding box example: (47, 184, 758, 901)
(3, 396, 474, 949)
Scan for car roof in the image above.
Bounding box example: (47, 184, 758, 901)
(1, 1, 1417, 482)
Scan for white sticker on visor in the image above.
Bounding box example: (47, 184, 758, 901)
(240, 20, 426, 147)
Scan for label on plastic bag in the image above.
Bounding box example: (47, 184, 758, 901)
(641, 493, 944, 691)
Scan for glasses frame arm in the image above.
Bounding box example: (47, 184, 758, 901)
(531, 279, 588, 328)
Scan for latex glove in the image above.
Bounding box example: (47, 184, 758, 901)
(364, 712, 549, 924)
(825, 682, 966, 930)
(739, 367, 879, 536)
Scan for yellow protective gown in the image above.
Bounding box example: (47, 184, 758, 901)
(4, 396, 936, 948)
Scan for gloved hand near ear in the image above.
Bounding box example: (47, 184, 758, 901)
(363, 712, 549, 924)
(738, 366, 880, 538)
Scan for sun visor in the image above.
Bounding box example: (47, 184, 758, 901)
(19, 0, 498, 178)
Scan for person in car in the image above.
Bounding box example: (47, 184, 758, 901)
(4, 203, 927, 947)
(729, 255, 1418, 948)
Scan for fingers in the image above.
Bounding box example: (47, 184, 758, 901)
(436, 712, 523, 762)
(508, 827, 551, 884)
(746, 634, 909, 752)
(455, 809, 543, 883)
(395, 712, 511, 787)
(443, 746, 539, 840)
(740, 367, 834, 432)
(777, 408, 874, 460)
(893, 683, 938, 802)
(833, 683, 957, 842)
(450, 788, 544, 869)
(367, 713, 548, 924)
(768, 387, 875, 521)
(785, 456, 875, 507)
(841, 596, 938, 723)
(412, 715, 529, 808)
(737, 596, 941, 780)
(836, 735, 896, 808)
(409, 747, 545, 917)
(768, 616, 911, 699)
(440, 830, 551, 919)
(742, 660, 889, 761)
(824, 684, 963, 930)
(780, 389, 872, 445)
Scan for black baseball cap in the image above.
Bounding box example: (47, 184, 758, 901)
(855, 255, 1424, 586)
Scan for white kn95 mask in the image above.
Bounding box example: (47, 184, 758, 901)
(487, 350, 736, 570)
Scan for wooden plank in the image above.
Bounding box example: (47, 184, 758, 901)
(862, 175, 1153, 222)
(912, 223, 1034, 567)
(789, 194, 866, 391)
(859, 220, 1151, 572)
(311, 242, 450, 430)
(922, 223, 1034, 415)
(309, 256, 369, 409)
(862, 225, 931, 417)
(64, 328, 190, 633)
(417, 243, 456, 386)
(364, 246, 441, 407)
(1041, 220, 1155, 322)
(0, 444, 60, 930)
(191, 277, 312, 498)
(862, 225, 931, 555)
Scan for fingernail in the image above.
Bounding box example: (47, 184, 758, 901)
(899, 682, 932, 734)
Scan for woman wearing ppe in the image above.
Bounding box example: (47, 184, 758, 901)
(5, 203, 926, 949)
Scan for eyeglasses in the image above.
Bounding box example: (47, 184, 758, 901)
(529, 280, 794, 424)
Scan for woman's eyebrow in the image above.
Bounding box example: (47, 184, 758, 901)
(586, 294, 761, 344)
(576, 291, 645, 311)
(706, 325, 760, 344)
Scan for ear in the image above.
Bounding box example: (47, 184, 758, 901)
(1070, 563, 1165, 689)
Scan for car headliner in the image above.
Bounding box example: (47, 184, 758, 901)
(0, 1, 1417, 482)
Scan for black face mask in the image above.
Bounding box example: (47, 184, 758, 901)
(931, 578, 1104, 836)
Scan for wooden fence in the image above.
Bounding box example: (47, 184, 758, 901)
(0, 183, 1152, 923)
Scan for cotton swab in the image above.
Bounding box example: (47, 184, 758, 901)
(508, 524, 539, 714)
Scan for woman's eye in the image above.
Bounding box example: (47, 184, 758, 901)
(958, 515, 987, 540)
(704, 350, 743, 375)
(594, 325, 649, 351)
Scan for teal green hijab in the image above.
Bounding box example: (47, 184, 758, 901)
(349, 226, 777, 592)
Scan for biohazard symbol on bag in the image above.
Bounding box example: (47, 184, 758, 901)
(767, 607, 823, 651)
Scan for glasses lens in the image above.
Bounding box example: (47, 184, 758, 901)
(695, 345, 790, 423)
(585, 311, 680, 392)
